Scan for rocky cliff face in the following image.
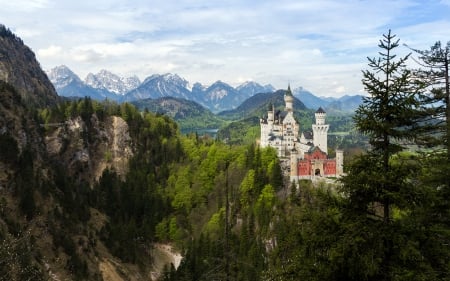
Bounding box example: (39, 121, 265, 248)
(1, 24, 134, 185)
(0, 25, 59, 107)
(45, 115, 133, 184)
(0, 78, 54, 194)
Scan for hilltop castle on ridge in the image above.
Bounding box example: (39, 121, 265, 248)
(259, 86, 344, 181)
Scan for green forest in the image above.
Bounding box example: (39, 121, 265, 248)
(1, 28, 450, 281)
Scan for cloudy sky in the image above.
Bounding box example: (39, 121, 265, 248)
(1, 0, 449, 97)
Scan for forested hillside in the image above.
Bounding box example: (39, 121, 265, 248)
(0, 93, 285, 279)
(131, 96, 225, 130)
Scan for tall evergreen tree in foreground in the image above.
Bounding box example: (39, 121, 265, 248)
(338, 30, 431, 280)
(348, 29, 422, 222)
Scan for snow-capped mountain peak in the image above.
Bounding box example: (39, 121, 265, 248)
(49, 67, 318, 112)
(46, 65, 82, 89)
(84, 70, 140, 95)
(162, 73, 191, 90)
(123, 73, 192, 102)
(236, 81, 275, 99)
(237, 81, 257, 88)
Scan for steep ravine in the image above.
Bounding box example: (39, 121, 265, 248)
(97, 244, 182, 281)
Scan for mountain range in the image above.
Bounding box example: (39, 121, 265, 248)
(47, 65, 140, 101)
(47, 65, 275, 112)
(47, 65, 363, 113)
(292, 87, 363, 113)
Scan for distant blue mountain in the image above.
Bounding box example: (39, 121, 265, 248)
(293, 86, 363, 112)
(236, 81, 275, 99)
(293, 87, 331, 109)
(125, 76, 276, 113)
(123, 73, 191, 101)
(48, 65, 362, 113)
(325, 95, 364, 113)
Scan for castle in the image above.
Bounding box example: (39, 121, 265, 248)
(259, 86, 343, 181)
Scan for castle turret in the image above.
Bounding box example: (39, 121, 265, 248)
(312, 107, 329, 153)
(315, 107, 326, 125)
(284, 85, 294, 112)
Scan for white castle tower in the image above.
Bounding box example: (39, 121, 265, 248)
(312, 107, 329, 153)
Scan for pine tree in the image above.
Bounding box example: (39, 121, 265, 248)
(339, 30, 427, 280)
(349, 29, 423, 222)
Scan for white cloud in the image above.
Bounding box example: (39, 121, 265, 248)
(71, 49, 105, 63)
(335, 86, 347, 94)
(37, 45, 63, 58)
(0, 0, 50, 11)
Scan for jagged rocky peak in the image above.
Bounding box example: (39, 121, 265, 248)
(123, 73, 192, 101)
(85, 69, 141, 95)
(236, 81, 275, 97)
(0, 24, 59, 107)
(205, 80, 237, 99)
(162, 73, 183, 81)
(192, 82, 206, 93)
(156, 73, 190, 89)
(47, 65, 82, 89)
(139, 73, 191, 92)
(123, 75, 141, 89)
(237, 81, 259, 88)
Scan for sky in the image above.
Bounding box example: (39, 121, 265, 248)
(1, 0, 450, 97)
